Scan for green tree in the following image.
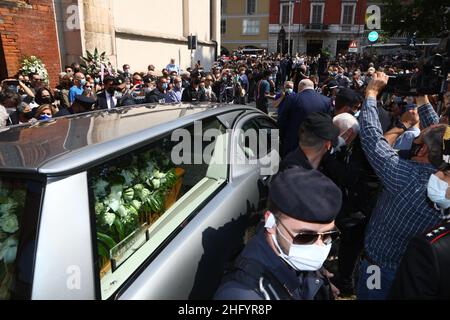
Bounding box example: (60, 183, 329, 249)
(382, 0, 450, 37)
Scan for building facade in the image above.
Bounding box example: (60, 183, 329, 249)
(269, 0, 367, 57)
(221, 0, 270, 53)
(54, 0, 221, 74)
(0, 0, 61, 86)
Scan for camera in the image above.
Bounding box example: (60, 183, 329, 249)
(385, 32, 450, 96)
(3, 80, 19, 93)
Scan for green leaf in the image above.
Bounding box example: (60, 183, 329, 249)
(97, 241, 109, 259)
(113, 218, 125, 240)
(97, 232, 117, 249)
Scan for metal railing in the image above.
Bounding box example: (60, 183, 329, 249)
(304, 23, 328, 31)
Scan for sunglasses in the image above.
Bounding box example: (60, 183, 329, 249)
(276, 218, 340, 245)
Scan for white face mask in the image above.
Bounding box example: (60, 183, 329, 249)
(330, 136, 346, 155)
(265, 214, 331, 272)
(427, 174, 450, 211)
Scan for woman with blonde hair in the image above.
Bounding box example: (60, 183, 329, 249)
(34, 104, 56, 121)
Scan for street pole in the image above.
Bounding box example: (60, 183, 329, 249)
(288, 0, 292, 56)
(190, 33, 194, 69)
(297, 0, 301, 54)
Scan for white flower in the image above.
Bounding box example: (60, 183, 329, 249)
(152, 179, 161, 189)
(93, 179, 109, 197)
(120, 170, 134, 186)
(0, 236, 18, 264)
(0, 200, 16, 216)
(107, 184, 123, 212)
(0, 214, 19, 234)
(103, 212, 116, 227)
(117, 205, 128, 218)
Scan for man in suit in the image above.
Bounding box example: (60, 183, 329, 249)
(278, 79, 332, 157)
(96, 76, 120, 110)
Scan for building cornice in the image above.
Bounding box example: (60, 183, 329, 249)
(115, 27, 215, 46)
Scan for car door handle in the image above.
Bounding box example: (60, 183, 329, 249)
(259, 175, 271, 186)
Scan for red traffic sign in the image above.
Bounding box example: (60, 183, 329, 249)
(348, 40, 358, 52)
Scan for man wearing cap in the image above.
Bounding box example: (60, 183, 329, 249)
(324, 80, 339, 99)
(214, 167, 342, 300)
(278, 79, 332, 157)
(55, 95, 96, 117)
(280, 112, 340, 171)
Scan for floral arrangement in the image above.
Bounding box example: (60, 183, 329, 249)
(20, 56, 49, 83)
(92, 149, 178, 264)
(80, 48, 116, 78)
(0, 183, 25, 300)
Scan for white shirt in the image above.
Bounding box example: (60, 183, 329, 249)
(0, 104, 8, 128)
(105, 91, 117, 110)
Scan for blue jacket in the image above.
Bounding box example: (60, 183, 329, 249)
(214, 227, 332, 300)
(278, 89, 332, 156)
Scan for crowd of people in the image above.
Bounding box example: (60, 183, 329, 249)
(1, 48, 450, 300)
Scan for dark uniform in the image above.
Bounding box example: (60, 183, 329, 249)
(279, 112, 339, 171)
(214, 228, 333, 300)
(389, 219, 450, 299)
(214, 167, 342, 300)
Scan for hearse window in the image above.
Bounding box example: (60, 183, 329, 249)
(88, 118, 228, 299)
(239, 117, 278, 159)
(0, 177, 42, 300)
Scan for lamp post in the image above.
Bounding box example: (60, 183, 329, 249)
(288, 0, 292, 56)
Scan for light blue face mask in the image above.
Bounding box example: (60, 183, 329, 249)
(286, 88, 293, 95)
(79, 79, 87, 87)
(428, 174, 450, 218)
(162, 83, 168, 90)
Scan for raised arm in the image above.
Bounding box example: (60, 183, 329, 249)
(360, 72, 412, 193)
(417, 95, 439, 129)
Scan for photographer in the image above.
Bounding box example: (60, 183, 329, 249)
(357, 72, 445, 300)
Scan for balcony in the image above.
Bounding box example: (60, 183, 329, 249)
(340, 25, 364, 33)
(304, 23, 329, 31)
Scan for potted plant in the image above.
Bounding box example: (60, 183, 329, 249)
(80, 48, 115, 78)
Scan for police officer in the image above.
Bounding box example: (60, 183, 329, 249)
(280, 112, 340, 171)
(389, 218, 450, 299)
(214, 167, 342, 300)
(55, 95, 96, 117)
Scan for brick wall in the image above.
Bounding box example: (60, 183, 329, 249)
(0, 0, 61, 86)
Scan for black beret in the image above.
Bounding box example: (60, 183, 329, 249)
(114, 75, 125, 85)
(269, 167, 342, 223)
(327, 80, 338, 89)
(74, 95, 96, 108)
(301, 112, 340, 147)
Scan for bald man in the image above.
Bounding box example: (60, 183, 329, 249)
(298, 79, 315, 93)
(279, 78, 333, 157)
